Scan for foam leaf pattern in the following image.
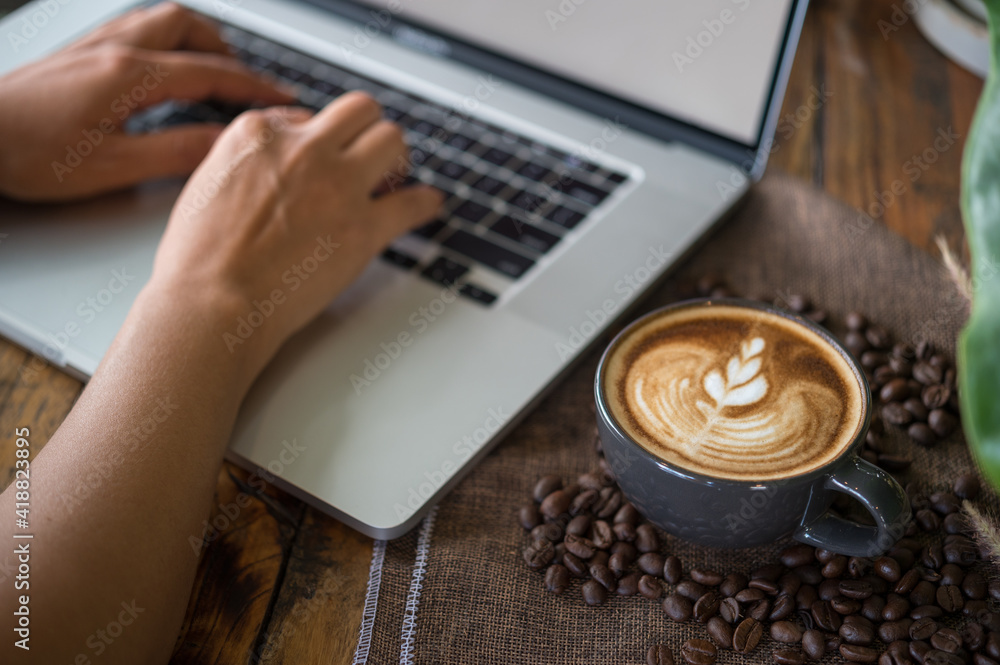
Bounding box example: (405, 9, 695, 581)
(704, 337, 768, 409)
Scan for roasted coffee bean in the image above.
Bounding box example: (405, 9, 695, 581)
(913, 361, 943, 385)
(974, 656, 1000, 665)
(882, 593, 910, 621)
(903, 397, 928, 421)
(847, 557, 871, 578)
(954, 474, 981, 500)
(822, 555, 848, 578)
(861, 594, 886, 622)
(733, 618, 763, 654)
(873, 556, 902, 582)
(564, 534, 595, 560)
(562, 551, 588, 577)
(596, 488, 622, 518)
(570, 489, 599, 516)
(840, 579, 874, 599)
(690, 568, 724, 586)
(841, 644, 879, 663)
(922, 545, 945, 570)
(771, 620, 803, 644)
(962, 571, 986, 599)
(963, 599, 987, 618)
(939, 563, 963, 586)
(895, 569, 921, 594)
(891, 547, 918, 571)
(988, 633, 1000, 660)
(748, 599, 771, 622)
(736, 587, 766, 603)
(694, 590, 722, 622)
(879, 619, 913, 643)
(818, 579, 841, 600)
(519, 503, 542, 530)
(720, 572, 748, 597)
(544, 564, 569, 594)
(577, 472, 604, 492)
(924, 651, 964, 665)
(944, 540, 978, 566)
(677, 580, 706, 601)
(846, 311, 867, 330)
(581, 579, 606, 606)
(875, 365, 898, 386)
(910, 605, 944, 620)
(680, 638, 717, 665)
(990, 580, 1000, 602)
(565, 514, 591, 537)
(815, 548, 838, 563)
(881, 641, 911, 665)
(533, 474, 562, 502)
(861, 351, 886, 369)
(540, 489, 571, 519)
(635, 524, 659, 553)
(769, 593, 795, 621)
(663, 593, 693, 622)
(639, 574, 663, 600)
(749, 578, 781, 594)
(613, 521, 637, 543)
(647, 644, 674, 665)
(590, 563, 617, 591)
(706, 616, 733, 649)
(881, 378, 910, 403)
(884, 403, 913, 426)
(928, 410, 958, 438)
(935, 585, 964, 612)
(840, 615, 875, 645)
(832, 596, 862, 615)
(638, 552, 665, 577)
(911, 581, 937, 607)
(719, 596, 740, 623)
(531, 522, 562, 543)
(866, 325, 891, 348)
(909, 423, 938, 447)
(590, 520, 615, 550)
(812, 600, 842, 631)
(591, 550, 610, 569)
(614, 503, 641, 525)
(962, 622, 986, 651)
(910, 640, 932, 664)
(796, 584, 818, 611)
(930, 628, 962, 654)
(942, 512, 966, 535)
(929, 492, 960, 515)
(773, 649, 807, 665)
(608, 552, 629, 577)
(617, 572, 640, 596)
(781, 544, 815, 568)
(663, 556, 683, 585)
(806, 309, 828, 324)
(826, 633, 845, 653)
(801, 629, 825, 660)
(523, 538, 555, 569)
(917, 510, 942, 533)
(922, 384, 951, 410)
(610, 541, 637, 563)
(910, 617, 940, 641)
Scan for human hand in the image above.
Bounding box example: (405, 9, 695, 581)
(0, 2, 295, 201)
(146, 93, 442, 387)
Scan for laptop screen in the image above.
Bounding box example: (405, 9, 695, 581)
(354, 0, 796, 146)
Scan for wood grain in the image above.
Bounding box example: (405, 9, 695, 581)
(0, 0, 986, 662)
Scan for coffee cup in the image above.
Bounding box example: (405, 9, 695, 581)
(594, 298, 911, 556)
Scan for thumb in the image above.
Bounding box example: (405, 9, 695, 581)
(370, 186, 444, 243)
(102, 124, 224, 187)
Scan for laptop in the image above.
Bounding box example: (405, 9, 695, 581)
(0, 0, 807, 538)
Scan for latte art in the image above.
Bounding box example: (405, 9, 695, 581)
(604, 305, 865, 481)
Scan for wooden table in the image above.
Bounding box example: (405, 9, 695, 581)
(0, 0, 985, 661)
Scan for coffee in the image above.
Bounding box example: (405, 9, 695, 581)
(603, 303, 865, 481)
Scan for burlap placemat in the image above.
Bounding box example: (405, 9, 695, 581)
(356, 171, 979, 664)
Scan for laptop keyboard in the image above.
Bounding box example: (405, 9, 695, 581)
(129, 23, 630, 306)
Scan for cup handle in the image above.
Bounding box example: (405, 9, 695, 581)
(793, 455, 912, 557)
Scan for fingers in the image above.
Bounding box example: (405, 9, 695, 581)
(369, 186, 444, 244)
(98, 124, 226, 188)
(311, 92, 384, 148)
(345, 121, 409, 188)
(68, 2, 229, 55)
(122, 50, 296, 113)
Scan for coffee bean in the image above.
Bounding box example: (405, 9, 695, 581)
(916, 340, 934, 360)
(904, 397, 928, 421)
(936, 585, 963, 612)
(519, 504, 542, 530)
(875, 366, 898, 386)
(942, 513, 966, 535)
(680, 638, 717, 665)
(614, 502, 641, 525)
(770, 620, 802, 644)
(747, 599, 771, 622)
(749, 578, 780, 594)
(806, 309, 828, 324)
(832, 596, 862, 615)
(663, 556, 682, 585)
(922, 384, 951, 410)
(862, 351, 886, 370)
(533, 475, 562, 502)
(778, 573, 801, 597)
(677, 580, 707, 601)
(617, 572, 640, 596)
(881, 642, 910, 665)
(719, 597, 740, 623)
(540, 489, 570, 519)
(720, 572, 747, 597)
(943, 540, 977, 566)
(962, 571, 986, 599)
(910, 617, 940, 640)
(907, 423, 937, 447)
(577, 472, 604, 492)
(524, 538, 555, 569)
(638, 552, 665, 577)
(974, 655, 1000, 665)
(802, 629, 825, 660)
(873, 556, 901, 582)
(591, 551, 609, 569)
(988, 633, 1000, 660)
(812, 599, 842, 631)
(866, 325, 891, 349)
(929, 492, 960, 515)
(690, 568, 724, 586)
(613, 521, 637, 543)
(883, 403, 913, 426)
(694, 590, 722, 622)
(544, 564, 569, 594)
(930, 628, 962, 654)
(939, 563, 964, 586)
(881, 378, 910, 403)
(963, 599, 987, 618)
(647, 644, 674, 665)
(962, 622, 986, 651)
(862, 594, 886, 622)
(891, 546, 918, 570)
(928, 410, 958, 438)
(639, 574, 663, 600)
(822, 555, 848, 578)
(733, 617, 763, 654)
(581, 579, 606, 606)
(840, 579, 874, 599)
(841, 644, 879, 663)
(781, 544, 815, 568)
(846, 312, 867, 330)
(596, 488, 622, 519)
(924, 651, 964, 665)
(608, 552, 629, 577)
(566, 514, 591, 537)
(911, 581, 938, 607)
(610, 541, 637, 563)
(954, 474, 980, 500)
(910, 605, 943, 620)
(916, 510, 941, 532)
(922, 545, 946, 570)
(879, 619, 913, 643)
(990, 580, 1000, 602)
(635, 524, 659, 553)
(590, 563, 617, 591)
(895, 569, 921, 594)
(706, 616, 734, 648)
(591, 520, 616, 550)
(769, 593, 795, 621)
(663, 593, 693, 622)
(913, 361, 942, 385)
(570, 489, 599, 516)
(564, 534, 595, 560)
(882, 593, 911, 620)
(562, 552, 588, 577)
(796, 584, 819, 611)
(773, 649, 807, 665)
(840, 615, 875, 645)
(818, 579, 841, 600)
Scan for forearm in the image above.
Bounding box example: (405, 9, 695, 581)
(0, 282, 267, 664)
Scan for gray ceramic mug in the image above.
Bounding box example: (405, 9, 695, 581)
(595, 298, 911, 557)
